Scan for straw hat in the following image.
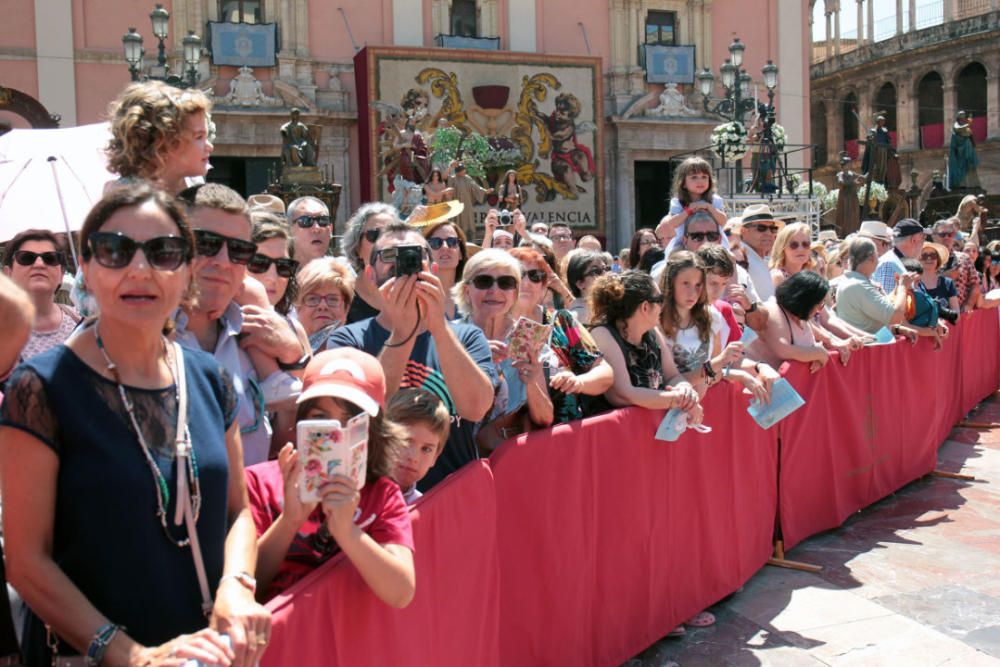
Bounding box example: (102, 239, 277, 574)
(817, 229, 839, 244)
(739, 204, 785, 229)
(247, 194, 286, 216)
(858, 220, 892, 243)
(922, 241, 949, 267)
(405, 200, 465, 228)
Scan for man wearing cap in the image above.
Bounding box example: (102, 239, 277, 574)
(872, 219, 925, 294)
(287, 196, 333, 264)
(930, 218, 981, 311)
(327, 221, 497, 491)
(738, 204, 783, 302)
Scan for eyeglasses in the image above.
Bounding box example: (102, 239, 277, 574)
(934, 231, 956, 238)
(13, 250, 64, 267)
(685, 231, 721, 243)
(584, 266, 608, 279)
(294, 215, 332, 229)
(193, 229, 257, 265)
(748, 224, 779, 234)
(428, 236, 461, 250)
(302, 293, 344, 308)
(647, 294, 665, 305)
(787, 240, 809, 250)
(247, 254, 299, 278)
(87, 232, 190, 271)
(550, 234, 573, 243)
(470, 274, 518, 291)
(919, 253, 939, 262)
(363, 228, 381, 243)
(522, 269, 547, 284)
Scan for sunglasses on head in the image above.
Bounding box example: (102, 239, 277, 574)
(686, 231, 721, 243)
(787, 240, 809, 251)
(470, 274, 518, 291)
(363, 228, 381, 243)
(13, 250, 64, 268)
(193, 229, 257, 265)
(87, 232, 190, 271)
(294, 215, 332, 229)
(647, 294, 665, 305)
(247, 254, 299, 278)
(522, 268, 547, 284)
(749, 224, 779, 233)
(428, 236, 461, 250)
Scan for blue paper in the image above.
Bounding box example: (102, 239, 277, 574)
(867, 326, 896, 345)
(747, 378, 805, 429)
(654, 408, 688, 442)
(739, 326, 759, 346)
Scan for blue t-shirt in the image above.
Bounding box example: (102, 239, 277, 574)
(924, 276, 958, 307)
(327, 317, 498, 491)
(0, 345, 237, 663)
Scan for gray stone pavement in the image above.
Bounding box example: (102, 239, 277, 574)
(625, 396, 1000, 667)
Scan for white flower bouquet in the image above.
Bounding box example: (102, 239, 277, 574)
(711, 121, 749, 163)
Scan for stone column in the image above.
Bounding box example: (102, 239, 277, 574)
(866, 0, 875, 43)
(614, 147, 633, 250)
(896, 77, 917, 151)
(943, 0, 956, 21)
(826, 95, 840, 165)
(834, 3, 842, 56)
(942, 82, 957, 125)
(478, 0, 499, 38)
(896, 0, 903, 35)
(825, 10, 833, 60)
(987, 72, 1000, 140)
(856, 0, 865, 46)
(909, 0, 916, 31)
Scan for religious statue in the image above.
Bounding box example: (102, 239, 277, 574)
(281, 108, 318, 168)
(645, 83, 699, 117)
(221, 66, 281, 107)
(948, 110, 980, 189)
(860, 114, 901, 189)
(750, 103, 779, 194)
(834, 153, 864, 237)
(447, 161, 493, 239)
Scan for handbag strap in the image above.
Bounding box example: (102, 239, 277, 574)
(170, 342, 214, 617)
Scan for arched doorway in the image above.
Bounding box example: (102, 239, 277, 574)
(0, 86, 60, 136)
(956, 62, 987, 142)
(874, 82, 897, 136)
(811, 101, 828, 166)
(843, 92, 858, 158)
(917, 72, 944, 149)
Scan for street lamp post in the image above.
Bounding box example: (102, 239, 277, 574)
(121, 4, 203, 89)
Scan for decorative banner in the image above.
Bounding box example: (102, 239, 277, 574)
(209, 22, 277, 67)
(355, 47, 604, 235)
(643, 45, 696, 84)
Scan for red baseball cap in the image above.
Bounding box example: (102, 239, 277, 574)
(296, 348, 385, 416)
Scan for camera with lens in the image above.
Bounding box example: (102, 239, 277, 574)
(937, 305, 959, 325)
(394, 245, 424, 276)
(497, 210, 513, 227)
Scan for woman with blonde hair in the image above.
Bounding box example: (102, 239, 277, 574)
(105, 81, 214, 194)
(769, 223, 814, 288)
(295, 258, 355, 352)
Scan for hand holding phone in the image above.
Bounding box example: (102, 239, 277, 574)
(298, 414, 369, 504)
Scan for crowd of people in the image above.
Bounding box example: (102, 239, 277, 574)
(0, 81, 996, 666)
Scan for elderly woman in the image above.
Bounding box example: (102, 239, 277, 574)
(422, 219, 469, 320)
(340, 202, 399, 323)
(565, 250, 608, 326)
(0, 185, 269, 666)
(748, 271, 834, 372)
(508, 247, 614, 423)
(454, 250, 553, 430)
(295, 258, 355, 351)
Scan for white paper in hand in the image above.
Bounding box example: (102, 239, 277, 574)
(655, 408, 712, 442)
(747, 378, 805, 429)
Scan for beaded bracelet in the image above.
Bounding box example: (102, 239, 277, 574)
(85, 623, 124, 666)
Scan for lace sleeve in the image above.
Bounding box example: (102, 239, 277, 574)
(0, 365, 61, 453)
(217, 365, 239, 431)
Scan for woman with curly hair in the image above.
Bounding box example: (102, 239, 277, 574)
(105, 81, 214, 194)
(339, 202, 400, 323)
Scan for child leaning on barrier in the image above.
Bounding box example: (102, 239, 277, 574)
(386, 389, 451, 504)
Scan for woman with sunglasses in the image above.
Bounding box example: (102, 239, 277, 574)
(564, 250, 608, 326)
(0, 185, 269, 667)
(294, 259, 355, 351)
(340, 203, 399, 324)
(508, 248, 614, 423)
(454, 250, 554, 431)
(627, 228, 659, 270)
(422, 220, 469, 320)
(1, 229, 80, 360)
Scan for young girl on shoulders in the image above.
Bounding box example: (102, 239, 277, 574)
(657, 157, 728, 249)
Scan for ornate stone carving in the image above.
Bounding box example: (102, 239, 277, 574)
(218, 66, 281, 107)
(645, 83, 699, 117)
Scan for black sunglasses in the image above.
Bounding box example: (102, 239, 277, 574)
(522, 269, 547, 284)
(748, 224, 779, 234)
(13, 250, 64, 268)
(364, 228, 381, 243)
(193, 229, 257, 265)
(470, 274, 518, 291)
(294, 215, 332, 229)
(247, 254, 299, 278)
(686, 231, 721, 243)
(428, 236, 461, 250)
(87, 232, 190, 271)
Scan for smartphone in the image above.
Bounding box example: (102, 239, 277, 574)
(394, 244, 424, 276)
(507, 316, 553, 364)
(297, 414, 369, 503)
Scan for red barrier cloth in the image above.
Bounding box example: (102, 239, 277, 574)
(262, 461, 500, 667)
(489, 383, 777, 667)
(778, 312, 999, 551)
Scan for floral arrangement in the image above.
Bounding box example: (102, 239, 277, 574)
(481, 136, 524, 171)
(769, 123, 787, 150)
(823, 188, 840, 211)
(858, 181, 888, 209)
(711, 121, 749, 163)
(793, 179, 827, 201)
(429, 127, 491, 180)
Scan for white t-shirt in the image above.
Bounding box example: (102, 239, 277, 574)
(665, 307, 723, 373)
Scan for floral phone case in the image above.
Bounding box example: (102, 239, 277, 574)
(507, 316, 552, 364)
(297, 414, 369, 503)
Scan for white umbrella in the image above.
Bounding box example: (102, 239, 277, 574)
(0, 123, 117, 262)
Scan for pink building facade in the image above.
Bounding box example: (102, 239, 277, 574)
(1, 0, 809, 247)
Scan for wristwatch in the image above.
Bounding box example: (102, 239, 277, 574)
(277, 349, 312, 371)
(746, 301, 759, 313)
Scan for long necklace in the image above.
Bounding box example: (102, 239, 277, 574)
(95, 324, 201, 548)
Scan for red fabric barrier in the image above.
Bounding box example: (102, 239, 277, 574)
(489, 382, 777, 667)
(262, 461, 500, 667)
(778, 311, 999, 551)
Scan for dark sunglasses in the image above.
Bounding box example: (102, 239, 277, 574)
(522, 269, 547, 284)
(428, 236, 461, 250)
(247, 254, 299, 278)
(919, 253, 939, 262)
(363, 228, 381, 243)
(749, 224, 779, 233)
(87, 232, 190, 271)
(193, 229, 257, 265)
(470, 274, 518, 291)
(686, 231, 721, 243)
(13, 250, 64, 267)
(934, 231, 956, 238)
(294, 215, 332, 229)
(584, 266, 609, 278)
(647, 294, 665, 305)
(787, 240, 809, 251)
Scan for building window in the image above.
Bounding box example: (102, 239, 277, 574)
(451, 0, 477, 37)
(220, 0, 262, 24)
(645, 11, 676, 45)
